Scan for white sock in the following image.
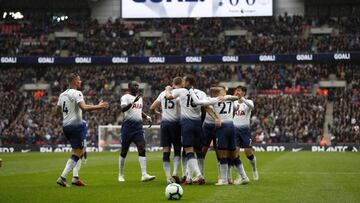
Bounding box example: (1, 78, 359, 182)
(236, 163, 247, 178)
(138, 156, 147, 176)
(227, 164, 232, 180)
(73, 159, 82, 178)
(217, 161, 220, 178)
(197, 158, 204, 175)
(163, 161, 171, 179)
(249, 156, 257, 171)
(119, 156, 125, 176)
(181, 156, 187, 177)
(173, 156, 181, 176)
(188, 158, 202, 178)
(61, 158, 78, 178)
(186, 161, 190, 177)
(220, 164, 228, 181)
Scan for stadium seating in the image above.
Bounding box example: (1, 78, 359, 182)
(1, 62, 359, 145)
(251, 94, 326, 144)
(1, 16, 359, 145)
(331, 88, 360, 144)
(1, 16, 360, 56)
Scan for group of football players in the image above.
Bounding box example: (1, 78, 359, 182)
(56, 73, 258, 187)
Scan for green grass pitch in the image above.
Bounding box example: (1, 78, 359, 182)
(0, 151, 359, 203)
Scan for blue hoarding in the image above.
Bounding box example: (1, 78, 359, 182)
(0, 52, 358, 65)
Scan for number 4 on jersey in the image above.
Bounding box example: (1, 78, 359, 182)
(62, 101, 69, 115)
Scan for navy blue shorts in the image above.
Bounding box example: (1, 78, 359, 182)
(81, 120, 88, 147)
(216, 122, 235, 151)
(160, 120, 181, 149)
(181, 118, 203, 148)
(202, 123, 216, 148)
(234, 126, 252, 148)
(121, 120, 145, 147)
(63, 122, 87, 149)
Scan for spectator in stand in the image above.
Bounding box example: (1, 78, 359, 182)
(1, 64, 349, 145)
(331, 88, 360, 144)
(1, 16, 360, 56)
(251, 95, 326, 144)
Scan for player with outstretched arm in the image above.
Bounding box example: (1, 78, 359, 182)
(56, 73, 109, 187)
(165, 75, 220, 185)
(189, 86, 247, 185)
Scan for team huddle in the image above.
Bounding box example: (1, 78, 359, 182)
(56, 73, 258, 187)
(150, 75, 258, 185)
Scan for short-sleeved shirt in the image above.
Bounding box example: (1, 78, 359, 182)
(121, 94, 143, 122)
(57, 89, 84, 126)
(233, 99, 254, 128)
(156, 91, 180, 122)
(171, 88, 207, 121)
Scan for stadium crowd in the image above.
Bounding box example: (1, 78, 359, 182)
(1, 15, 360, 56)
(331, 87, 360, 144)
(1, 15, 360, 146)
(0, 63, 359, 146)
(251, 95, 326, 144)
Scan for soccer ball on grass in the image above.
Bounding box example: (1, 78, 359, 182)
(165, 183, 183, 200)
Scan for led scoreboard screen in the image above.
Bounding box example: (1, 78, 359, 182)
(121, 0, 273, 18)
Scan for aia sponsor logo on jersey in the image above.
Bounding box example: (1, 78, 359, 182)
(132, 103, 143, 109)
(235, 110, 245, 116)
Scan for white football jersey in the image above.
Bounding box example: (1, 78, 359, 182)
(212, 100, 234, 124)
(156, 91, 180, 122)
(233, 99, 254, 128)
(171, 88, 207, 120)
(57, 89, 84, 126)
(192, 95, 234, 124)
(121, 94, 143, 122)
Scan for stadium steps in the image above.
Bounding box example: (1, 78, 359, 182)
(323, 101, 334, 144)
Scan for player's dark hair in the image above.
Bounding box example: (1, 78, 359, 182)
(67, 73, 79, 84)
(184, 75, 196, 86)
(236, 85, 247, 94)
(172, 77, 182, 86)
(128, 81, 138, 88)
